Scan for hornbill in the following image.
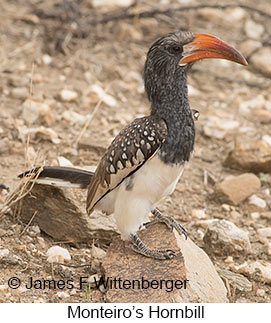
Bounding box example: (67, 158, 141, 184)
(20, 31, 247, 260)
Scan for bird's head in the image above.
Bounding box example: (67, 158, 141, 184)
(144, 31, 247, 104)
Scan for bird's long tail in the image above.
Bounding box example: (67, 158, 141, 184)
(18, 166, 94, 189)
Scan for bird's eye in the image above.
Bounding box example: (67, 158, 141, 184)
(169, 45, 182, 54)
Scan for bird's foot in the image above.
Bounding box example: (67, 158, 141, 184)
(151, 208, 187, 239)
(130, 233, 175, 260)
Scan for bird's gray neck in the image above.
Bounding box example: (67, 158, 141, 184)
(149, 71, 195, 164)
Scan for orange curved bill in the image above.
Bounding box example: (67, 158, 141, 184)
(179, 34, 248, 66)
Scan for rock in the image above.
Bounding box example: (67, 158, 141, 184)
(28, 225, 41, 236)
(11, 184, 118, 244)
(0, 255, 20, 266)
(191, 209, 207, 219)
(21, 99, 53, 125)
(102, 223, 228, 302)
(237, 261, 271, 284)
(17, 125, 60, 144)
(203, 116, 239, 140)
(56, 291, 70, 298)
(0, 249, 9, 258)
(46, 246, 71, 263)
(91, 0, 133, 8)
(203, 219, 251, 255)
(239, 94, 270, 113)
(256, 288, 265, 297)
(224, 138, 271, 173)
(215, 173, 260, 205)
(250, 47, 271, 76)
(248, 195, 266, 209)
(250, 212, 260, 220)
(62, 110, 86, 124)
(263, 240, 271, 256)
(11, 87, 29, 100)
(217, 269, 252, 292)
(91, 245, 106, 261)
(37, 237, 46, 249)
(42, 54, 52, 65)
(89, 84, 117, 107)
(244, 19, 264, 39)
(60, 89, 78, 102)
(257, 227, 271, 239)
(57, 156, 73, 167)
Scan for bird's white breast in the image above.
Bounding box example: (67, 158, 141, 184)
(96, 154, 185, 240)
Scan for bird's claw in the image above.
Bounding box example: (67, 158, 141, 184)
(130, 233, 176, 260)
(151, 209, 187, 239)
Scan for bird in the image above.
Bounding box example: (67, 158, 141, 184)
(20, 31, 247, 260)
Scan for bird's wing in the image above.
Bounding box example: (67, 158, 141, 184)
(86, 115, 167, 214)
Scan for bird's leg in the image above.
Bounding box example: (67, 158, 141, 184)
(130, 233, 175, 260)
(150, 208, 187, 239)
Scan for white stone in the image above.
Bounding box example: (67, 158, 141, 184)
(245, 19, 264, 39)
(91, 0, 133, 8)
(11, 87, 29, 100)
(191, 209, 207, 219)
(257, 227, 271, 239)
(91, 245, 106, 260)
(250, 212, 260, 220)
(56, 291, 70, 298)
(221, 204, 231, 212)
(250, 47, 271, 76)
(239, 94, 269, 112)
(60, 89, 78, 102)
(37, 237, 46, 249)
(262, 135, 271, 147)
(203, 219, 251, 254)
(42, 54, 53, 65)
(0, 249, 9, 258)
(250, 262, 271, 283)
(18, 125, 60, 144)
(46, 246, 71, 263)
(57, 156, 73, 167)
(29, 225, 40, 236)
(203, 116, 239, 139)
(228, 8, 247, 21)
(21, 99, 51, 124)
(90, 84, 117, 107)
(62, 110, 85, 124)
(256, 289, 265, 297)
(248, 195, 266, 209)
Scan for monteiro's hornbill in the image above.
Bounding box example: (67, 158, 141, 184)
(20, 32, 247, 260)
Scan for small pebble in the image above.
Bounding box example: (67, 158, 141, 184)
(256, 289, 265, 297)
(191, 209, 207, 219)
(249, 195, 266, 209)
(0, 249, 9, 258)
(60, 89, 78, 102)
(42, 54, 52, 65)
(46, 246, 71, 263)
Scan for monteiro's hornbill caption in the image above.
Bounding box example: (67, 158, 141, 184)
(20, 32, 247, 260)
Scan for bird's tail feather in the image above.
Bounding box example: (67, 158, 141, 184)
(18, 166, 94, 189)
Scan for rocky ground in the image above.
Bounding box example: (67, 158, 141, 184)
(0, 0, 270, 303)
